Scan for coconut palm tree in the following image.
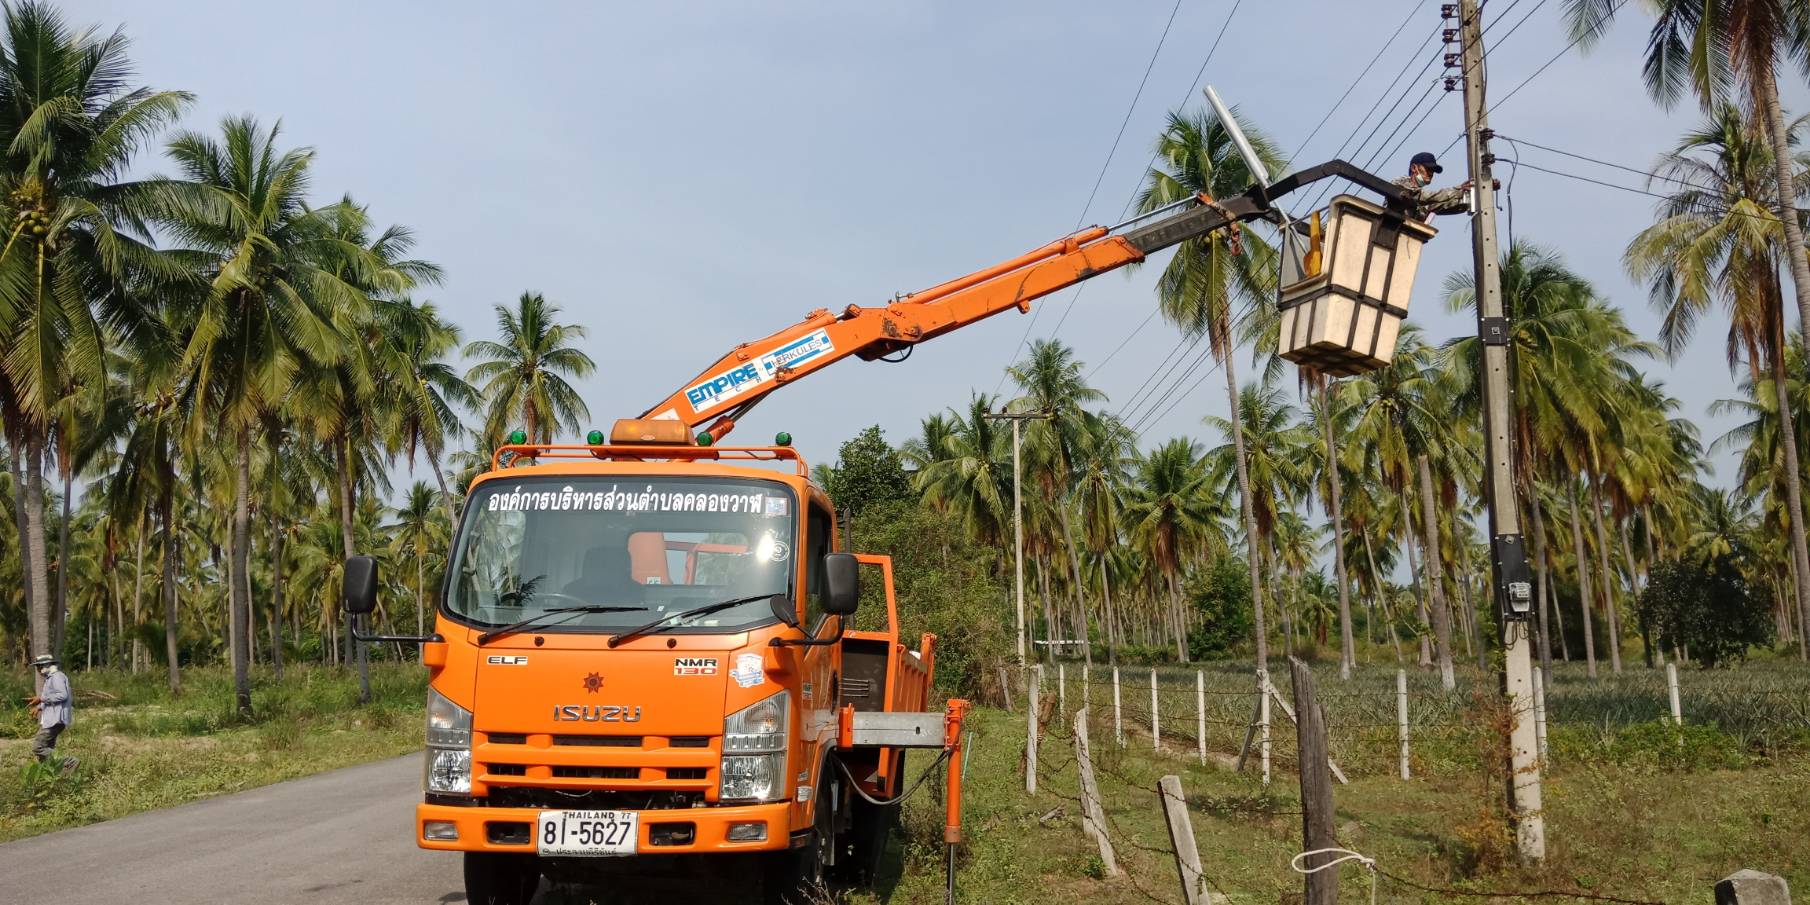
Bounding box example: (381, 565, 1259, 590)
(1072, 411, 1134, 661)
(0, 1, 190, 668)
(1122, 438, 1226, 658)
(464, 292, 594, 444)
(1136, 99, 1283, 670)
(382, 299, 477, 531)
(1626, 105, 1810, 658)
(388, 482, 445, 638)
(148, 116, 391, 715)
(916, 393, 1012, 554)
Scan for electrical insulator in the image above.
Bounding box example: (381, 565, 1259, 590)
(1441, 4, 1458, 18)
(1443, 28, 1459, 43)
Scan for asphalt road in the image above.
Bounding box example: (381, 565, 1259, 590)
(0, 755, 483, 905)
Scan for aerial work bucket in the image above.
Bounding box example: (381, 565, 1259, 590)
(1275, 194, 1436, 377)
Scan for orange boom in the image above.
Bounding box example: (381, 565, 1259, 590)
(340, 157, 1414, 904)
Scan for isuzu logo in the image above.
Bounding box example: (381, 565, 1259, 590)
(582, 672, 603, 693)
(552, 705, 643, 723)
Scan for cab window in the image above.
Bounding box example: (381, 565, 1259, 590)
(803, 502, 833, 631)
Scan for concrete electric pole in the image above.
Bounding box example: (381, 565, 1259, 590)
(1455, 0, 1546, 862)
(984, 410, 1052, 668)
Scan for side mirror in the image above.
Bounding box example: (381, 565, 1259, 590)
(823, 553, 859, 616)
(343, 555, 379, 616)
(769, 593, 800, 628)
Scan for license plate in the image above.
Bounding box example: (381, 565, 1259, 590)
(536, 809, 638, 856)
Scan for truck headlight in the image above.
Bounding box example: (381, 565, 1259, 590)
(721, 691, 788, 802)
(424, 688, 472, 794)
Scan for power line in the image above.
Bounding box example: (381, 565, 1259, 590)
(1498, 134, 1725, 195)
(991, 0, 1207, 396)
(1281, 0, 1430, 172)
(1000, 0, 1248, 400)
(1439, 0, 1630, 156)
(1083, 307, 1158, 380)
(1113, 329, 1195, 416)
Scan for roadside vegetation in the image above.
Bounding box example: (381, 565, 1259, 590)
(0, 665, 424, 842)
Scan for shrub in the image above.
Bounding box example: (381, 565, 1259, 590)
(1637, 554, 1773, 667)
(1185, 557, 1253, 660)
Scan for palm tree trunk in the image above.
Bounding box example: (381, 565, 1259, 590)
(131, 508, 147, 673)
(1401, 509, 1432, 667)
(417, 547, 426, 638)
(1529, 491, 1555, 678)
(1167, 568, 1187, 662)
(1102, 559, 1119, 666)
(1415, 455, 1455, 689)
(1320, 381, 1356, 679)
(159, 466, 181, 694)
(230, 425, 254, 716)
(1057, 505, 1091, 669)
(337, 436, 371, 703)
(427, 442, 460, 535)
(1222, 359, 1268, 670)
(1765, 296, 1810, 661)
(1568, 487, 1597, 679)
(9, 439, 33, 664)
(24, 435, 51, 675)
(1587, 474, 1623, 674)
(270, 520, 285, 679)
(53, 459, 71, 659)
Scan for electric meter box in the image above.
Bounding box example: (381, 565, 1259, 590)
(1276, 194, 1437, 377)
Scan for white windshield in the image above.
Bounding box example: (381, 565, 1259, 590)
(446, 477, 798, 633)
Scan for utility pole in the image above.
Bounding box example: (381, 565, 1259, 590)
(985, 410, 1052, 667)
(1455, 0, 1545, 863)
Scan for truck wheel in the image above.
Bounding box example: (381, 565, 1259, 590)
(464, 852, 540, 905)
(765, 774, 835, 905)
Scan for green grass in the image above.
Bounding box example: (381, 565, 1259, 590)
(0, 664, 425, 842)
(859, 672, 1810, 905)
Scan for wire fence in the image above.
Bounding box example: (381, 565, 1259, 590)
(1002, 659, 1753, 904)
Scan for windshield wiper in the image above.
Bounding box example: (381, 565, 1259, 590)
(606, 593, 781, 648)
(478, 605, 648, 645)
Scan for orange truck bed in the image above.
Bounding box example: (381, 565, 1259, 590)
(838, 554, 936, 796)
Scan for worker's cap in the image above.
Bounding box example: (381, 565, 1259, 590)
(1410, 151, 1443, 174)
(30, 654, 57, 667)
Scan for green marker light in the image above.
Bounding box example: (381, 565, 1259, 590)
(587, 429, 605, 445)
(695, 432, 714, 447)
(774, 431, 792, 446)
(507, 429, 527, 445)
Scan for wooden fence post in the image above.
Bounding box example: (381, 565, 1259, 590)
(1667, 661, 1682, 726)
(1074, 709, 1119, 876)
(1532, 666, 1549, 762)
(1113, 666, 1124, 747)
(1196, 670, 1207, 766)
(1263, 674, 1348, 785)
(1000, 665, 1015, 713)
(1150, 669, 1161, 750)
(1026, 665, 1041, 795)
(1397, 668, 1411, 780)
(1290, 659, 1338, 905)
(1158, 775, 1208, 905)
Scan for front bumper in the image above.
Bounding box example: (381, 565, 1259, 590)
(416, 800, 792, 855)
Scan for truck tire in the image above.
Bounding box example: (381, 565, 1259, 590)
(464, 852, 540, 905)
(764, 770, 835, 905)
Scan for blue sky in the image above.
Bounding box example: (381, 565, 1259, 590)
(76, 0, 1809, 484)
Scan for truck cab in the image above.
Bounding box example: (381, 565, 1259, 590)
(349, 436, 934, 904)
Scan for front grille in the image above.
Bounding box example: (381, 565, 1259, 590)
(670, 736, 710, 748)
(486, 732, 528, 745)
(553, 734, 642, 748)
(666, 768, 708, 781)
(489, 764, 527, 776)
(553, 766, 639, 780)
(491, 787, 706, 811)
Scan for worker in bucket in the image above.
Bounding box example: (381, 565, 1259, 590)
(28, 654, 73, 767)
(1393, 151, 1471, 220)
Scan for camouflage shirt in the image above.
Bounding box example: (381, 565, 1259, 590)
(1390, 174, 1469, 219)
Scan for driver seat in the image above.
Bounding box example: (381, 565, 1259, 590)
(563, 546, 635, 603)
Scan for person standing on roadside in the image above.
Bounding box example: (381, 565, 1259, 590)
(28, 654, 72, 766)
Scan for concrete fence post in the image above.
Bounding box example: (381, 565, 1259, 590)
(1158, 775, 1209, 905)
(1026, 664, 1041, 795)
(1113, 666, 1123, 747)
(1667, 661, 1683, 726)
(1259, 670, 1272, 786)
(1532, 666, 1549, 762)
(1196, 670, 1207, 766)
(1074, 709, 1119, 876)
(1396, 668, 1411, 780)
(1150, 669, 1161, 750)
(1059, 661, 1067, 716)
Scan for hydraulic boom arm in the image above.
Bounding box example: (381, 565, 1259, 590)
(642, 160, 1406, 443)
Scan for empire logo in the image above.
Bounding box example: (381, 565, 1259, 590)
(673, 657, 719, 676)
